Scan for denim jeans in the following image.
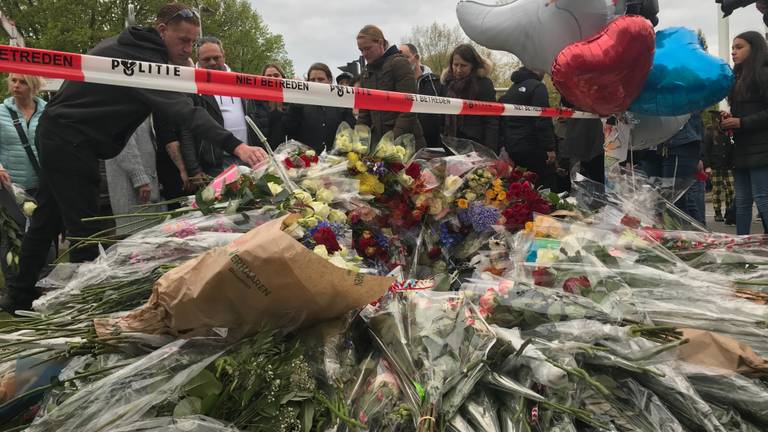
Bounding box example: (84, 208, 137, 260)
(734, 167, 768, 235)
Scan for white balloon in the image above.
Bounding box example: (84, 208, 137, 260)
(456, 0, 617, 72)
(630, 114, 691, 151)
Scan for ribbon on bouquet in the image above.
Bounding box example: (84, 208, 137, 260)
(0, 45, 598, 119)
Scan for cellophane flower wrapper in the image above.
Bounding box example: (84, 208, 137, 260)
(679, 362, 768, 427)
(514, 215, 768, 356)
(26, 338, 227, 432)
(632, 361, 729, 432)
(105, 416, 239, 432)
(344, 355, 411, 431)
(332, 122, 369, 155)
(371, 132, 415, 165)
(460, 387, 500, 432)
(362, 290, 496, 427)
(33, 209, 277, 314)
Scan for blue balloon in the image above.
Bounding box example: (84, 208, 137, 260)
(630, 27, 734, 116)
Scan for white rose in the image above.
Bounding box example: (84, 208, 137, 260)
(22, 201, 37, 217)
(310, 201, 330, 219)
(267, 182, 284, 196)
(329, 209, 347, 224)
(316, 188, 334, 204)
(429, 199, 444, 215)
(292, 190, 313, 205)
(200, 186, 216, 202)
(301, 216, 320, 228)
(444, 176, 463, 196)
(465, 192, 477, 202)
(536, 248, 560, 266)
(313, 245, 330, 259)
(301, 179, 322, 192)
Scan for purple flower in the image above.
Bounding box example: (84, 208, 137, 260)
(459, 205, 500, 233)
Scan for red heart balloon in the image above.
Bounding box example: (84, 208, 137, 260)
(552, 15, 655, 117)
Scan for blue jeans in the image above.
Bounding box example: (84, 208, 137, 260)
(734, 167, 768, 235)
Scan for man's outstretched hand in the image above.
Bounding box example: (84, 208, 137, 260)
(233, 144, 268, 167)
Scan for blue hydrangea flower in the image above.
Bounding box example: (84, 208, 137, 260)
(439, 223, 463, 249)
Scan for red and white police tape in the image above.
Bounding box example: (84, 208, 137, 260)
(0, 45, 598, 119)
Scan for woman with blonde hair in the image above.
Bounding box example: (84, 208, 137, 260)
(0, 74, 46, 194)
(258, 63, 290, 146)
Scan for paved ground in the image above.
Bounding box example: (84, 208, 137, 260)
(705, 201, 763, 235)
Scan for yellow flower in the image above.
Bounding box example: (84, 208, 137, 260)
(485, 189, 497, 201)
(496, 191, 507, 201)
(355, 161, 367, 173)
(524, 221, 535, 233)
(457, 198, 469, 209)
(492, 179, 503, 189)
(347, 152, 359, 163)
(358, 173, 385, 196)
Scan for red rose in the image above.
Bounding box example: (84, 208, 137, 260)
(405, 163, 422, 180)
(284, 158, 296, 169)
(428, 247, 442, 260)
(620, 214, 641, 229)
(388, 162, 406, 173)
(299, 155, 313, 167)
(562, 276, 590, 295)
(533, 267, 555, 287)
(313, 227, 341, 253)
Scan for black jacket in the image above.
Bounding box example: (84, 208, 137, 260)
(39, 26, 240, 160)
(703, 127, 734, 170)
(176, 94, 267, 176)
(416, 68, 444, 148)
(359, 45, 425, 148)
(287, 104, 355, 153)
(499, 68, 555, 155)
(731, 65, 768, 170)
(442, 74, 499, 151)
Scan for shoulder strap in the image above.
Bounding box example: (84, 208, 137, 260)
(6, 106, 40, 175)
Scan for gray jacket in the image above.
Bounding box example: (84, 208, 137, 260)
(105, 118, 166, 235)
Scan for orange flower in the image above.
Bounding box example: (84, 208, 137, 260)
(485, 189, 497, 201)
(457, 198, 469, 209)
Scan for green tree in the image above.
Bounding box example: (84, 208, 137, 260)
(0, 0, 291, 75)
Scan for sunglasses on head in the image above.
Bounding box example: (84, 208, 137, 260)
(164, 8, 199, 24)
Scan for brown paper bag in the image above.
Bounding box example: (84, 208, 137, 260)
(95, 216, 392, 338)
(677, 328, 768, 376)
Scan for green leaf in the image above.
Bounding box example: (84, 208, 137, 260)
(302, 400, 315, 432)
(173, 397, 202, 417)
(183, 369, 223, 400)
(413, 381, 426, 403)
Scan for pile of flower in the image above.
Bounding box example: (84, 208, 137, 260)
(2, 130, 768, 432)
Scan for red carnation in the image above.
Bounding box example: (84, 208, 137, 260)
(284, 158, 296, 169)
(313, 227, 341, 253)
(562, 276, 590, 295)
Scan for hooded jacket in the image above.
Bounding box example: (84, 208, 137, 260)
(441, 60, 499, 151)
(358, 45, 426, 148)
(731, 65, 768, 170)
(499, 67, 555, 155)
(39, 26, 241, 161)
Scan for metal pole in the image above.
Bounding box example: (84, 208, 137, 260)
(718, 8, 730, 110)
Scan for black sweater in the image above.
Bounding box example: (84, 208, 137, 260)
(39, 26, 240, 160)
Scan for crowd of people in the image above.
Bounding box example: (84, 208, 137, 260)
(0, 2, 767, 312)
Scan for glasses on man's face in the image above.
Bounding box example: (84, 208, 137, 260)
(165, 8, 199, 24)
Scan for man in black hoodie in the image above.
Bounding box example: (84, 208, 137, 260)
(2, 3, 267, 311)
(499, 67, 557, 189)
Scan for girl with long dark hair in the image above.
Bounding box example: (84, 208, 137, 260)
(722, 31, 768, 234)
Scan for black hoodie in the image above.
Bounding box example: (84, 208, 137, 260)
(498, 67, 555, 154)
(39, 26, 241, 160)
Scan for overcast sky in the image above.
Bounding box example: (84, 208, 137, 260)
(250, 0, 767, 78)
